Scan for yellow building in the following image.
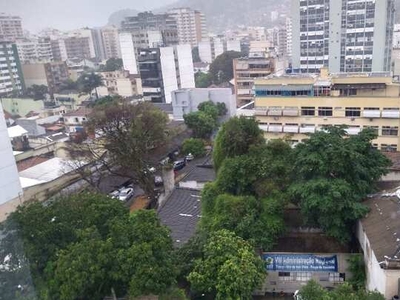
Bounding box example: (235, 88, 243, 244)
(254, 68, 400, 151)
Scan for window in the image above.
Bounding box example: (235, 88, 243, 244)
(278, 272, 293, 282)
(382, 126, 398, 136)
(381, 144, 398, 152)
(366, 126, 379, 135)
(318, 107, 333, 116)
(301, 107, 315, 116)
(75, 117, 79, 123)
(329, 273, 345, 283)
(296, 272, 312, 282)
(345, 107, 361, 117)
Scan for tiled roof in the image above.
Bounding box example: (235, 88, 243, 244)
(63, 107, 92, 117)
(158, 188, 201, 246)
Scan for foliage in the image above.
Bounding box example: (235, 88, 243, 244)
(59, 79, 78, 92)
(209, 51, 242, 84)
(347, 254, 366, 290)
(25, 84, 48, 100)
(200, 194, 285, 250)
(300, 281, 384, 300)
(213, 116, 265, 170)
(216, 102, 228, 116)
(187, 230, 266, 300)
(290, 126, 391, 242)
(101, 58, 123, 71)
(77, 72, 104, 99)
(198, 101, 219, 120)
(87, 101, 169, 202)
(192, 47, 201, 63)
(184, 111, 217, 139)
(182, 138, 206, 157)
(0, 195, 176, 299)
(195, 72, 212, 88)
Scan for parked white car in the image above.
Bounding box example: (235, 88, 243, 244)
(118, 187, 134, 202)
(294, 290, 303, 300)
(109, 189, 120, 199)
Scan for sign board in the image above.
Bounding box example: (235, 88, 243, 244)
(263, 253, 338, 272)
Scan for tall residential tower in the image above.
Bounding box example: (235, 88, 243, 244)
(291, 0, 395, 73)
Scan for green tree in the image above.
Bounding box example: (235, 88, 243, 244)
(300, 280, 328, 300)
(198, 101, 219, 120)
(188, 230, 265, 300)
(77, 72, 104, 99)
(182, 138, 206, 157)
(347, 254, 366, 291)
(216, 102, 228, 116)
(290, 126, 391, 242)
(192, 46, 201, 63)
(195, 72, 212, 88)
(184, 111, 217, 139)
(103, 58, 124, 71)
(25, 84, 48, 100)
(209, 51, 242, 84)
(213, 116, 265, 170)
(201, 194, 285, 250)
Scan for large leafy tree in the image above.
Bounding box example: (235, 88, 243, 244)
(102, 58, 123, 72)
(25, 84, 48, 100)
(195, 72, 212, 88)
(291, 126, 391, 242)
(209, 51, 242, 84)
(213, 116, 265, 170)
(86, 100, 169, 202)
(182, 138, 206, 157)
(184, 111, 217, 139)
(77, 72, 104, 99)
(188, 230, 265, 300)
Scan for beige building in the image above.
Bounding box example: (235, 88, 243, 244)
(0, 13, 23, 42)
(254, 68, 400, 151)
(234, 54, 275, 107)
(97, 70, 142, 98)
(101, 26, 121, 59)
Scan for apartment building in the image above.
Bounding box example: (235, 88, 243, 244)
(233, 53, 275, 106)
(0, 42, 24, 96)
(291, 0, 395, 73)
(0, 14, 23, 42)
(254, 68, 400, 151)
(21, 62, 69, 96)
(101, 26, 121, 59)
(97, 70, 142, 98)
(198, 38, 241, 63)
(168, 8, 207, 47)
(121, 12, 179, 48)
(286, 18, 293, 59)
(16, 37, 53, 63)
(137, 45, 195, 103)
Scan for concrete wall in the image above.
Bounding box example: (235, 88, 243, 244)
(160, 47, 178, 104)
(198, 41, 212, 63)
(0, 98, 44, 117)
(175, 45, 195, 89)
(119, 32, 138, 75)
(21, 63, 48, 87)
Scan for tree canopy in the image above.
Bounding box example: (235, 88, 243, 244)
(182, 138, 206, 157)
(0, 194, 176, 299)
(25, 84, 48, 100)
(77, 72, 104, 99)
(101, 58, 124, 72)
(184, 111, 217, 139)
(213, 116, 265, 170)
(209, 51, 242, 84)
(290, 126, 391, 242)
(188, 230, 265, 300)
(195, 72, 212, 88)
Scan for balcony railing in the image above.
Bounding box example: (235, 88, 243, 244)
(363, 110, 380, 118)
(299, 126, 316, 134)
(283, 108, 298, 116)
(259, 124, 268, 131)
(268, 125, 283, 133)
(346, 127, 361, 135)
(268, 109, 282, 116)
(382, 110, 400, 119)
(283, 126, 299, 133)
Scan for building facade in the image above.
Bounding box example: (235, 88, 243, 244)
(291, 0, 395, 73)
(101, 26, 121, 60)
(234, 54, 275, 106)
(97, 70, 142, 98)
(254, 68, 400, 151)
(16, 37, 53, 63)
(168, 8, 207, 47)
(198, 38, 241, 63)
(0, 14, 23, 42)
(0, 42, 24, 96)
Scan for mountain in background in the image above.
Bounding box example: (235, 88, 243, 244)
(108, 9, 140, 27)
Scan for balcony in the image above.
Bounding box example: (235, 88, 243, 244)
(255, 109, 267, 116)
(382, 110, 400, 119)
(259, 124, 268, 131)
(283, 108, 298, 116)
(237, 109, 255, 117)
(268, 108, 282, 116)
(283, 126, 299, 133)
(346, 127, 361, 135)
(363, 110, 380, 118)
(299, 126, 316, 134)
(268, 125, 283, 133)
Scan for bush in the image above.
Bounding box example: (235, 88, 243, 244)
(182, 138, 206, 157)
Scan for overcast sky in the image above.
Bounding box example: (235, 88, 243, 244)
(0, 0, 177, 33)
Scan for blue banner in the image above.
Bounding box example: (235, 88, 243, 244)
(263, 253, 338, 272)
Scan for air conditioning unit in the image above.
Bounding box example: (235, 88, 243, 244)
(351, 118, 355, 121)
(274, 117, 280, 121)
(369, 118, 373, 122)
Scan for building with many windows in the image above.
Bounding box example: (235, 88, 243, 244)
(198, 37, 241, 63)
(291, 0, 395, 73)
(254, 68, 400, 151)
(0, 42, 24, 96)
(168, 8, 207, 47)
(0, 13, 23, 42)
(101, 26, 121, 59)
(16, 37, 53, 63)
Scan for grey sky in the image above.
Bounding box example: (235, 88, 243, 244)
(0, 0, 177, 33)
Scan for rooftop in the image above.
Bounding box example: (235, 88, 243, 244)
(7, 125, 28, 138)
(360, 188, 400, 263)
(63, 107, 92, 117)
(158, 188, 201, 246)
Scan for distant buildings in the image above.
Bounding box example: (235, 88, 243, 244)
(21, 62, 69, 96)
(198, 38, 241, 63)
(171, 88, 236, 120)
(97, 70, 142, 98)
(16, 37, 53, 63)
(168, 8, 207, 47)
(0, 42, 24, 96)
(0, 13, 23, 42)
(291, 0, 395, 73)
(254, 68, 400, 151)
(101, 26, 121, 60)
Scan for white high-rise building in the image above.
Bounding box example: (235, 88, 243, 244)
(16, 37, 53, 63)
(286, 18, 293, 59)
(0, 13, 23, 42)
(168, 8, 207, 47)
(119, 32, 139, 75)
(101, 26, 121, 59)
(393, 24, 400, 48)
(292, 0, 395, 73)
(198, 38, 241, 63)
(0, 103, 23, 221)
